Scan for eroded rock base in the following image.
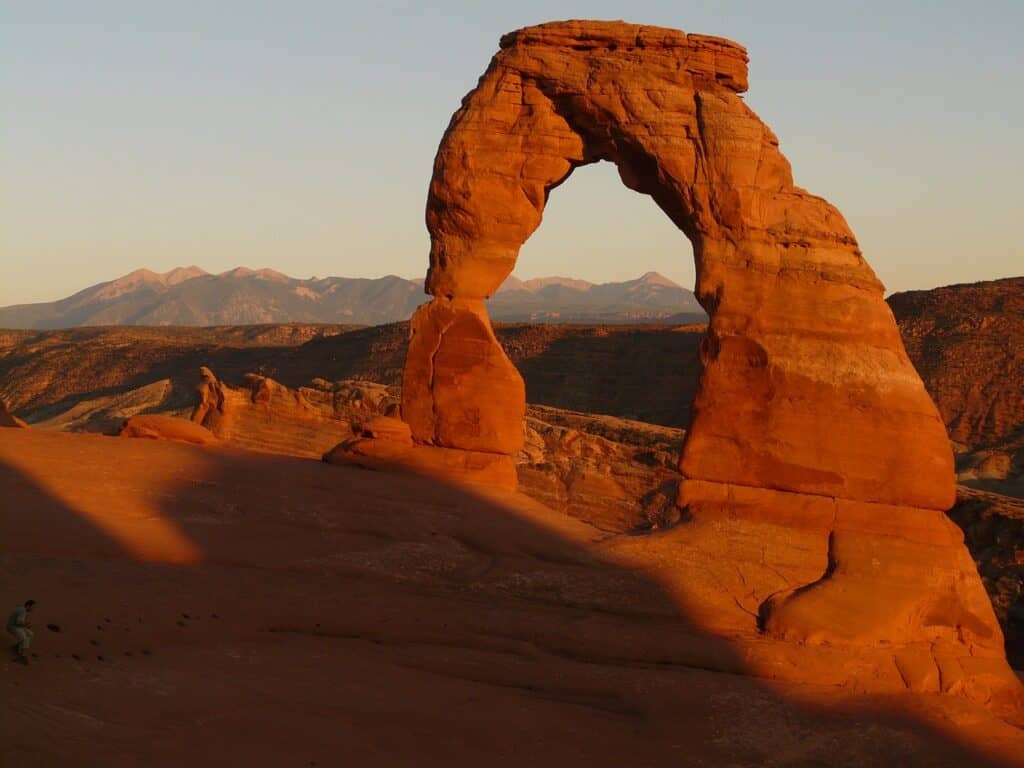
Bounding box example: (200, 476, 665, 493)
(324, 416, 517, 490)
(653, 478, 1024, 717)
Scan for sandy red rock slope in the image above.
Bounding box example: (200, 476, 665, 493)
(3, 429, 1024, 766)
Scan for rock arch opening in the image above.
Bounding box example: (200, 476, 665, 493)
(508, 160, 696, 302)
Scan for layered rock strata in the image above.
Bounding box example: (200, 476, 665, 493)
(191, 367, 396, 459)
(324, 415, 517, 490)
(890, 277, 1024, 495)
(119, 414, 217, 445)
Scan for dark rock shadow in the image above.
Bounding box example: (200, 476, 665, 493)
(497, 323, 703, 427)
(1, 433, 1021, 766)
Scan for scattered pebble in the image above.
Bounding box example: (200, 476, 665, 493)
(96, 655, 105, 662)
(46, 623, 61, 633)
(211, 613, 220, 619)
(176, 620, 186, 628)
(89, 639, 100, 646)
(71, 654, 81, 661)
(103, 617, 112, 623)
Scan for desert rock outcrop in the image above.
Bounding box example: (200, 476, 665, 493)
(517, 406, 684, 532)
(417, 19, 951, 505)
(323, 418, 517, 490)
(376, 19, 1021, 712)
(891, 277, 1024, 495)
(8, 428, 1024, 765)
(119, 414, 217, 445)
(0, 398, 27, 428)
(192, 367, 397, 459)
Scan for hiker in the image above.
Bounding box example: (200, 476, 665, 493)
(7, 599, 35, 662)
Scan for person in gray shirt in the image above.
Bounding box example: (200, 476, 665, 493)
(7, 599, 36, 663)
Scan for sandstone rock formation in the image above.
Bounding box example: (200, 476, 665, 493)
(191, 367, 397, 459)
(381, 19, 1021, 713)
(119, 414, 217, 445)
(0, 398, 27, 428)
(517, 405, 684, 532)
(9, 428, 1024, 765)
(323, 415, 517, 490)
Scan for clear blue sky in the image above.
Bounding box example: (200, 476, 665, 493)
(2, 1, 1021, 305)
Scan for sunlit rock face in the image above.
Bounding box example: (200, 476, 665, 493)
(416, 19, 952, 507)
(335, 19, 1024, 714)
(191, 367, 399, 459)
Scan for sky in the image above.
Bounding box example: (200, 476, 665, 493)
(2, 1, 1021, 306)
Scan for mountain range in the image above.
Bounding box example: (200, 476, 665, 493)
(0, 267, 706, 329)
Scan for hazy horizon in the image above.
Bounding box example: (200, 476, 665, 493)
(3, 1, 1021, 306)
(0, 263, 696, 311)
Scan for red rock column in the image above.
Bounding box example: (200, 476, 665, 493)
(324, 297, 522, 488)
(402, 297, 525, 455)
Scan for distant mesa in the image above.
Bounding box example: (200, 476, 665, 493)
(0, 266, 704, 329)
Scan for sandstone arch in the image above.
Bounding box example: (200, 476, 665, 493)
(406, 20, 953, 509)
(385, 20, 1022, 712)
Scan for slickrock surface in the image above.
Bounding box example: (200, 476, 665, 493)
(0, 323, 705, 429)
(0, 324, 351, 422)
(324, 427, 519, 490)
(390, 19, 1013, 704)
(119, 414, 218, 446)
(518, 406, 684, 533)
(4, 429, 1024, 767)
(22, 355, 1024, 681)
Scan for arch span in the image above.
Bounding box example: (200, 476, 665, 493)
(405, 20, 951, 510)
(361, 20, 1022, 713)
